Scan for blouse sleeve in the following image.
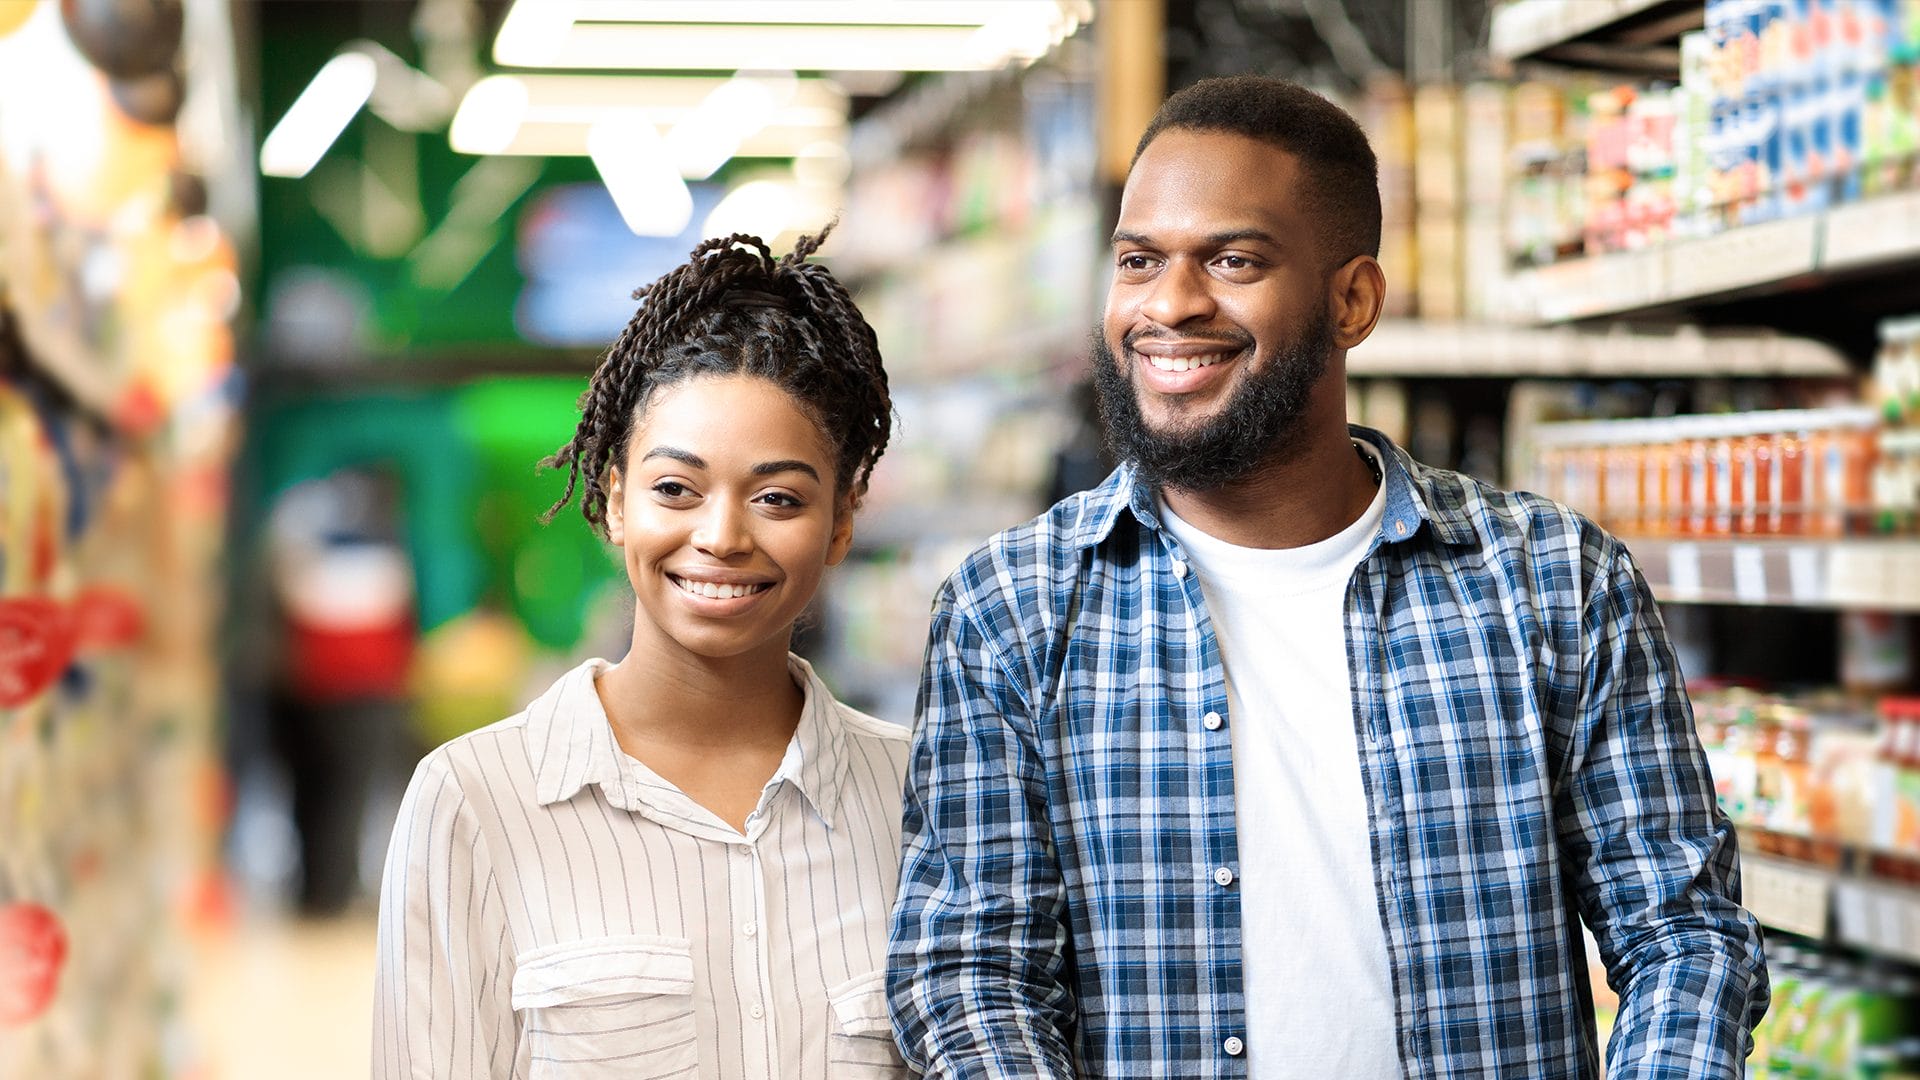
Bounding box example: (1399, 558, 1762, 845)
(373, 749, 519, 1079)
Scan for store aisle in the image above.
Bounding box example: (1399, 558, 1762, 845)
(186, 911, 378, 1080)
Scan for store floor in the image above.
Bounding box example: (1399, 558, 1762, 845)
(186, 908, 378, 1080)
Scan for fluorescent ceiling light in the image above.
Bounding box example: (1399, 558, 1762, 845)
(704, 179, 802, 242)
(588, 119, 693, 236)
(449, 75, 530, 155)
(354, 39, 455, 132)
(260, 52, 379, 178)
(492, 0, 1087, 70)
(664, 73, 795, 181)
(450, 74, 845, 164)
(567, 1, 1081, 26)
(494, 0, 576, 67)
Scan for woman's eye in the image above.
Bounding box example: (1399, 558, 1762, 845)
(652, 481, 690, 498)
(756, 491, 802, 509)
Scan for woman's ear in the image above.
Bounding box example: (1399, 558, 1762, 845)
(825, 492, 856, 567)
(605, 467, 626, 544)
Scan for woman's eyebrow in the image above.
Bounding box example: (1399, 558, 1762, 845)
(753, 459, 820, 480)
(639, 446, 706, 469)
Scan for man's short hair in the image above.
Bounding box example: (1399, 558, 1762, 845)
(1133, 76, 1382, 265)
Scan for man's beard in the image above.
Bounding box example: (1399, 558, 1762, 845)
(1092, 309, 1334, 493)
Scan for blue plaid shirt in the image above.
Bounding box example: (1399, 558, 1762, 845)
(887, 426, 1767, 1079)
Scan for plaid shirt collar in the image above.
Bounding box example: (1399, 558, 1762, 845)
(1066, 424, 1479, 551)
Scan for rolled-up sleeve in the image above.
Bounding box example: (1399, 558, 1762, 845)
(373, 750, 517, 1079)
(887, 584, 1078, 1079)
(1559, 544, 1769, 1079)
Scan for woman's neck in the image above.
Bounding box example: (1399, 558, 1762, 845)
(596, 633, 803, 753)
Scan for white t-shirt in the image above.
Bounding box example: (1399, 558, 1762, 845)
(1159, 442, 1398, 1079)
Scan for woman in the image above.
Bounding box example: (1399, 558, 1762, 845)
(373, 230, 910, 1079)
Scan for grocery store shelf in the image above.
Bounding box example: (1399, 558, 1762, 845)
(1823, 188, 1920, 271)
(1489, 0, 1699, 72)
(1512, 192, 1920, 323)
(1746, 852, 1920, 963)
(1630, 537, 1920, 612)
(1348, 321, 1850, 378)
(1744, 854, 1835, 939)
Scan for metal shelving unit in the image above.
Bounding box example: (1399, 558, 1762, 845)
(1489, 0, 1702, 73)
(1349, 321, 1851, 378)
(1629, 537, 1920, 613)
(1508, 190, 1920, 323)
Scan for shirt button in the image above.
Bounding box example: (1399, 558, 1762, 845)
(1212, 866, 1235, 887)
(1395, 520, 1409, 536)
(749, 1003, 765, 1020)
(1172, 558, 1189, 579)
(742, 921, 757, 938)
(1224, 1036, 1245, 1056)
(1202, 711, 1223, 731)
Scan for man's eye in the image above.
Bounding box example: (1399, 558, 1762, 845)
(1118, 254, 1154, 271)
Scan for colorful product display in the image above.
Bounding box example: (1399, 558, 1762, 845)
(0, 376, 228, 1077)
(1533, 405, 1887, 537)
(1503, 0, 1920, 264)
(0, 2, 240, 1074)
(1533, 316, 1920, 537)
(1750, 942, 1920, 1078)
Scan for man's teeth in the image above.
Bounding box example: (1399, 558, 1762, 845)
(676, 578, 765, 599)
(1147, 352, 1233, 372)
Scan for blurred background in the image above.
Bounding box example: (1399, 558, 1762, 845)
(1, 0, 1919, 1076)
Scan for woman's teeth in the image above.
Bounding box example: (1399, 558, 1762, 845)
(1146, 352, 1233, 372)
(674, 578, 767, 599)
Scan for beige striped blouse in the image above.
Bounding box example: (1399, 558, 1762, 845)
(372, 655, 911, 1079)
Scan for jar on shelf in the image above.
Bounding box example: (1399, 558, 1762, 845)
(1773, 417, 1807, 535)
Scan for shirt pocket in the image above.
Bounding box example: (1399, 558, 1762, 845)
(511, 935, 700, 1080)
(826, 970, 910, 1078)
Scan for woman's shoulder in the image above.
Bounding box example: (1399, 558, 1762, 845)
(402, 712, 538, 806)
(830, 699, 909, 745)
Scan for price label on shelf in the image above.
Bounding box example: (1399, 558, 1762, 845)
(1823, 190, 1920, 271)
(1786, 546, 1823, 604)
(1828, 545, 1893, 608)
(1889, 546, 1920, 612)
(1666, 543, 1703, 600)
(1666, 217, 1819, 300)
(1745, 855, 1832, 938)
(1731, 545, 1768, 604)
(1836, 878, 1920, 965)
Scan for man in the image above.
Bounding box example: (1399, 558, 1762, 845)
(886, 76, 1767, 1079)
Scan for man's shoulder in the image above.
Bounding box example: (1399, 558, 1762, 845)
(1409, 459, 1630, 588)
(941, 470, 1133, 605)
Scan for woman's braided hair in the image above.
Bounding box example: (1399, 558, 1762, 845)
(543, 225, 891, 535)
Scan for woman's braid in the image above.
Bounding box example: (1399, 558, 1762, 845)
(543, 224, 893, 533)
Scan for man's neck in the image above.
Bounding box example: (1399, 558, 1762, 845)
(1159, 427, 1379, 550)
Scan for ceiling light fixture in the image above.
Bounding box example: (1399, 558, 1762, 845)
(566, 1, 1075, 26)
(260, 52, 379, 179)
(587, 118, 693, 236)
(491, 0, 1088, 71)
(663, 72, 795, 181)
(449, 74, 845, 165)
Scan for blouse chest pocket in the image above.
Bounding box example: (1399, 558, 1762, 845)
(826, 971, 909, 1079)
(512, 935, 700, 1080)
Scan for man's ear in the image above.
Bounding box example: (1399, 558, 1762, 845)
(1329, 254, 1386, 351)
(825, 493, 856, 568)
(605, 467, 626, 544)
